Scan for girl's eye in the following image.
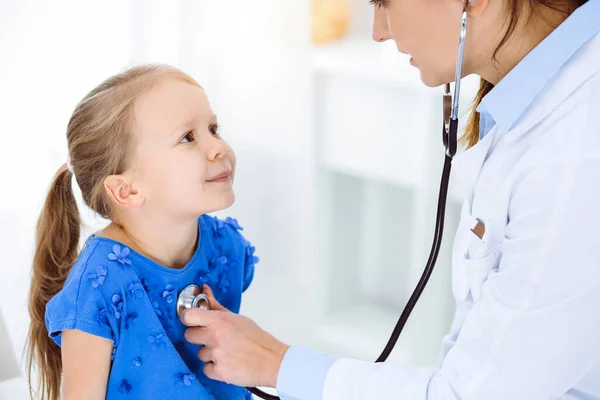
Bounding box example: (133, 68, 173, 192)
(210, 124, 221, 137)
(180, 131, 195, 143)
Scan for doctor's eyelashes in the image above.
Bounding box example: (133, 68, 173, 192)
(369, 0, 388, 9)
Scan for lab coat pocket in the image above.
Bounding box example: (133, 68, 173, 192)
(463, 248, 501, 301)
(461, 218, 502, 302)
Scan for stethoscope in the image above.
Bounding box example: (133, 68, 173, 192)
(177, 5, 468, 399)
(176, 284, 211, 318)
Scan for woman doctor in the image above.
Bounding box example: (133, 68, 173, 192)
(183, 0, 600, 398)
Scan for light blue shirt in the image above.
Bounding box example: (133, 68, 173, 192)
(276, 1, 600, 398)
(477, 0, 600, 139)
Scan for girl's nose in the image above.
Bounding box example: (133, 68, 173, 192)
(206, 136, 229, 161)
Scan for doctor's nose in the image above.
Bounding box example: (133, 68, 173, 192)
(372, 7, 392, 42)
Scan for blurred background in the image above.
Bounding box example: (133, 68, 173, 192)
(0, 0, 478, 397)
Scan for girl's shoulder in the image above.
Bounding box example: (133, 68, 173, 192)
(68, 235, 138, 289)
(45, 236, 139, 346)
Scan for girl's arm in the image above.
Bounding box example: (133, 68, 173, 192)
(61, 329, 113, 400)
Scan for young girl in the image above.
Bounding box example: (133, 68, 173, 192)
(26, 65, 259, 400)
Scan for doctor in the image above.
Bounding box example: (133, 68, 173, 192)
(183, 0, 600, 398)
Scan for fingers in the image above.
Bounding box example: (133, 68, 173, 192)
(202, 284, 228, 312)
(182, 306, 232, 347)
(203, 360, 219, 381)
(195, 334, 224, 383)
(197, 345, 213, 363)
(184, 325, 215, 347)
(203, 359, 228, 384)
(181, 307, 215, 327)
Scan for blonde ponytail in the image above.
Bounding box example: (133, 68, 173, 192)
(27, 165, 80, 400)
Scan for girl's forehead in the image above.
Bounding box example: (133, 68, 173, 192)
(133, 79, 212, 139)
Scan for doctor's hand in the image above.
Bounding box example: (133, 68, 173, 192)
(182, 285, 290, 389)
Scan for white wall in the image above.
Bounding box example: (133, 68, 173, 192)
(0, 1, 132, 396)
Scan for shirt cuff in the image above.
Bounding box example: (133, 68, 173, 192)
(276, 345, 338, 400)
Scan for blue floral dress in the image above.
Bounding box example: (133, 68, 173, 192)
(45, 215, 258, 399)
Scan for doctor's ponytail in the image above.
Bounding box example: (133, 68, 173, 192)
(461, 0, 588, 149)
(26, 64, 201, 400)
(462, 78, 494, 148)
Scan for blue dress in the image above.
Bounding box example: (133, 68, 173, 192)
(45, 215, 258, 399)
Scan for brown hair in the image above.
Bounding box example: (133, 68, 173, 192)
(26, 64, 199, 400)
(462, 0, 588, 148)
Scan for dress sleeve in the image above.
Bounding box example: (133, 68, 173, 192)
(45, 254, 116, 346)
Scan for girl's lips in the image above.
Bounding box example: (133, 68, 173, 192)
(207, 171, 231, 182)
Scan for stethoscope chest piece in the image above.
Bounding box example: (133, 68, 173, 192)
(177, 284, 210, 321)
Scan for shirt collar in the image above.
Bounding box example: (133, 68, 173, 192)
(476, 0, 600, 139)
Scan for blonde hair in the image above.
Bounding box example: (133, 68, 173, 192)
(26, 64, 200, 400)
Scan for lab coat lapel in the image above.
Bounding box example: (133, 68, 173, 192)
(451, 128, 497, 212)
(450, 130, 498, 303)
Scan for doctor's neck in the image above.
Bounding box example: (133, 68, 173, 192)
(462, 0, 586, 148)
(473, 1, 582, 85)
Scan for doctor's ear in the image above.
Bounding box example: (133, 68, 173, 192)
(104, 175, 145, 209)
(464, 0, 489, 17)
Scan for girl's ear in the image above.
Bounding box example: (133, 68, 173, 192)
(104, 175, 145, 208)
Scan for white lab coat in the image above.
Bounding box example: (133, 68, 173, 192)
(322, 31, 600, 400)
